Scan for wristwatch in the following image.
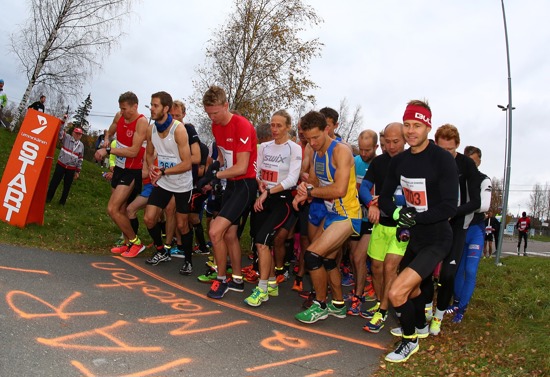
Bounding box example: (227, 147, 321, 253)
(266, 188, 271, 196)
(160, 167, 166, 176)
(105, 146, 111, 154)
(306, 185, 314, 198)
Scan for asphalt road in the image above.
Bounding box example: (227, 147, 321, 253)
(1, 237, 546, 377)
(0, 245, 394, 377)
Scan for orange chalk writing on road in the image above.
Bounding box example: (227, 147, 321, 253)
(6, 290, 107, 319)
(37, 320, 163, 352)
(139, 312, 248, 336)
(261, 330, 308, 351)
(71, 357, 191, 377)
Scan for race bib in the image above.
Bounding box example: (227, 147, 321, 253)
(158, 154, 177, 169)
(260, 168, 279, 184)
(401, 177, 428, 212)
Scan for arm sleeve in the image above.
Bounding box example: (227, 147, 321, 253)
(279, 143, 302, 190)
(256, 143, 264, 181)
(455, 158, 482, 217)
(378, 159, 400, 217)
(109, 139, 117, 167)
(359, 179, 374, 206)
(477, 177, 492, 213)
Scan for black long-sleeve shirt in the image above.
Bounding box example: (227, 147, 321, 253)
(379, 142, 458, 241)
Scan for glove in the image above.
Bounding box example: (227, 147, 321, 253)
(197, 160, 220, 189)
(393, 207, 417, 228)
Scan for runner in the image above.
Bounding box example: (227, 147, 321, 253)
(359, 122, 407, 333)
(378, 100, 458, 362)
(347, 129, 378, 316)
(429, 124, 481, 336)
(199, 86, 258, 299)
(142, 92, 193, 272)
(244, 110, 301, 307)
(292, 110, 362, 324)
(451, 145, 492, 323)
(94, 92, 148, 257)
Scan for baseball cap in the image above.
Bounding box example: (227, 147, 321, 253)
(73, 128, 83, 134)
(0, 79, 4, 84)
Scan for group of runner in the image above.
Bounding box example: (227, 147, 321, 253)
(95, 88, 492, 364)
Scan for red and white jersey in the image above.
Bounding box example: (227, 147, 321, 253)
(115, 114, 146, 170)
(212, 114, 257, 180)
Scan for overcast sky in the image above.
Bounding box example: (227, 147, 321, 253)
(1, 0, 549, 215)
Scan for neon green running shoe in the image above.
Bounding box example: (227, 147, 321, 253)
(267, 284, 279, 297)
(197, 268, 217, 283)
(244, 287, 269, 307)
(429, 317, 442, 336)
(295, 301, 328, 324)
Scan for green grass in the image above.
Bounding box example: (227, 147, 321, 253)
(0, 127, 252, 254)
(374, 257, 549, 377)
(1, 127, 547, 375)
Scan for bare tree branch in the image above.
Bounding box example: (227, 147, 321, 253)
(9, 0, 135, 130)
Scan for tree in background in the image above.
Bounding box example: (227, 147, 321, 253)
(490, 177, 504, 215)
(189, 0, 323, 129)
(336, 98, 363, 146)
(9, 0, 135, 131)
(72, 94, 93, 133)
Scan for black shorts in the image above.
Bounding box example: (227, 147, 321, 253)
(148, 186, 191, 214)
(255, 192, 294, 246)
(297, 201, 310, 236)
(485, 233, 494, 242)
(400, 221, 453, 279)
(219, 178, 258, 225)
(111, 166, 142, 204)
(350, 220, 373, 240)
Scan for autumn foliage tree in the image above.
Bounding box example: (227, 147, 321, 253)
(190, 0, 323, 130)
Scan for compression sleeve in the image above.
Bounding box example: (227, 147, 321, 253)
(359, 179, 374, 206)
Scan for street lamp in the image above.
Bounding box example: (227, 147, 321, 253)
(495, 0, 513, 267)
(497, 104, 515, 186)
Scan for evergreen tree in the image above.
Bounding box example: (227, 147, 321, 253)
(73, 94, 93, 133)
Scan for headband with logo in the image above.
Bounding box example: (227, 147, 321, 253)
(403, 104, 432, 128)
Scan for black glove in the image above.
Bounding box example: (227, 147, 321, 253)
(395, 207, 417, 228)
(197, 160, 220, 189)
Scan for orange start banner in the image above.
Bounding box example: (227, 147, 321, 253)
(0, 109, 62, 228)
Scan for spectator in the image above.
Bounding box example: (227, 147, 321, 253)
(28, 95, 46, 112)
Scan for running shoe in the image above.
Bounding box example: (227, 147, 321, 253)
(194, 247, 210, 255)
(302, 292, 315, 309)
(170, 246, 185, 259)
(347, 296, 364, 316)
(291, 279, 303, 292)
(385, 339, 419, 363)
(363, 311, 387, 333)
(327, 302, 346, 318)
(111, 244, 129, 254)
(197, 267, 218, 283)
(295, 301, 328, 324)
(244, 287, 269, 307)
(243, 269, 259, 283)
(359, 301, 380, 319)
(275, 270, 289, 284)
(343, 290, 356, 302)
(299, 290, 312, 299)
(207, 279, 228, 299)
(145, 250, 171, 266)
(179, 261, 193, 276)
(241, 264, 255, 274)
(267, 284, 279, 297)
(445, 304, 459, 315)
(452, 312, 464, 323)
(390, 325, 429, 339)
(341, 273, 355, 287)
(227, 279, 244, 292)
(429, 317, 442, 336)
(122, 243, 146, 258)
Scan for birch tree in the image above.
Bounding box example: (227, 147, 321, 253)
(190, 0, 323, 128)
(9, 0, 135, 130)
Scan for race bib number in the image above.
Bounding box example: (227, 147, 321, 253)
(401, 177, 428, 212)
(260, 169, 279, 183)
(219, 147, 234, 170)
(158, 154, 177, 169)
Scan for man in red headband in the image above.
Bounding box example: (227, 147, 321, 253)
(377, 100, 458, 363)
